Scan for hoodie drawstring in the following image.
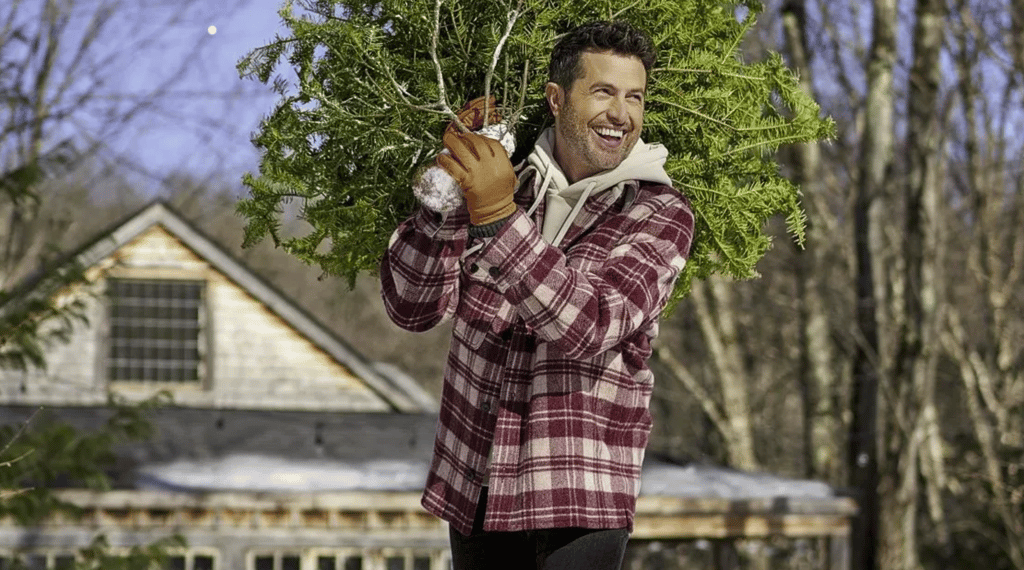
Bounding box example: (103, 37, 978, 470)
(552, 181, 597, 247)
(526, 167, 554, 218)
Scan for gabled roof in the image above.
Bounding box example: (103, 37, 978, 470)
(59, 200, 435, 413)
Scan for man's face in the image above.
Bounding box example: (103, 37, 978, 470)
(546, 50, 647, 183)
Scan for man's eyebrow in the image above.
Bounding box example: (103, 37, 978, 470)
(590, 81, 647, 94)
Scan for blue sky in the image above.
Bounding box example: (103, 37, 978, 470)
(53, 0, 1021, 200)
(100, 0, 290, 194)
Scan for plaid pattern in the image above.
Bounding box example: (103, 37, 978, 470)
(380, 174, 694, 536)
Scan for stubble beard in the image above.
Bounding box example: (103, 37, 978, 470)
(557, 102, 637, 179)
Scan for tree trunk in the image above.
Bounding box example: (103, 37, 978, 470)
(879, 0, 948, 567)
(780, 0, 842, 482)
(849, 0, 897, 568)
(689, 278, 760, 472)
(1012, 0, 1024, 71)
(938, 2, 1024, 564)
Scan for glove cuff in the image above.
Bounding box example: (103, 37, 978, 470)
(469, 199, 516, 227)
(468, 214, 513, 238)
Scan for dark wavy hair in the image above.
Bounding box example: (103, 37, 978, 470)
(548, 21, 657, 92)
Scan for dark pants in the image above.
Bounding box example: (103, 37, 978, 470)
(449, 488, 630, 570)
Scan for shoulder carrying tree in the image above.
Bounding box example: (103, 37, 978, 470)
(237, 0, 834, 306)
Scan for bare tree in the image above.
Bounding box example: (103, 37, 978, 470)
(648, 1, 1024, 568)
(779, 0, 846, 483)
(843, 1, 897, 568)
(0, 0, 252, 286)
(938, 1, 1024, 566)
(877, 0, 950, 567)
(654, 277, 761, 472)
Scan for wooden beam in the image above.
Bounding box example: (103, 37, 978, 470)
(633, 513, 851, 539)
(10, 490, 858, 542)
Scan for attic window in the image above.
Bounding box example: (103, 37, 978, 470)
(107, 278, 205, 383)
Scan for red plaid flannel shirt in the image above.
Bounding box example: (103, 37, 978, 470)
(380, 174, 694, 536)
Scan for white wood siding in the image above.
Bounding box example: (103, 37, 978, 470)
(1, 226, 390, 412)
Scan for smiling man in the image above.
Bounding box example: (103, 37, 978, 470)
(547, 40, 647, 182)
(381, 21, 695, 570)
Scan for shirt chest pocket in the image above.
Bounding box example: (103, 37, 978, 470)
(454, 277, 514, 351)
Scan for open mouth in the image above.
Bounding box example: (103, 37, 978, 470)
(594, 127, 625, 142)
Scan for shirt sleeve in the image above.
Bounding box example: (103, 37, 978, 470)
(379, 206, 469, 332)
(465, 189, 694, 359)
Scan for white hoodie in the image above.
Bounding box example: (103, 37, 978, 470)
(518, 127, 673, 246)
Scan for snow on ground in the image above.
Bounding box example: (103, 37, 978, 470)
(136, 454, 429, 493)
(640, 459, 835, 499)
(137, 454, 835, 499)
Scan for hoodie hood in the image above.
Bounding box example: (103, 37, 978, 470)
(520, 127, 672, 245)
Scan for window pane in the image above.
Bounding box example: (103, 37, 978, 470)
(343, 557, 363, 570)
(166, 556, 186, 570)
(412, 557, 431, 570)
(24, 555, 46, 570)
(281, 556, 300, 570)
(317, 556, 335, 570)
(108, 278, 203, 383)
(255, 556, 274, 570)
(54, 556, 75, 570)
(385, 557, 404, 570)
(194, 555, 214, 570)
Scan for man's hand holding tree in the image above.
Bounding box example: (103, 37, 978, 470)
(437, 96, 517, 230)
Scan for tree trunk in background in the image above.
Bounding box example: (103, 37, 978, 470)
(689, 278, 760, 472)
(2, 0, 60, 286)
(660, 1, 1024, 566)
(780, 0, 842, 482)
(882, 0, 949, 567)
(849, 0, 897, 568)
(1013, 0, 1024, 71)
(939, 2, 1024, 565)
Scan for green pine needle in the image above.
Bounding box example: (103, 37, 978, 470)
(237, 0, 835, 304)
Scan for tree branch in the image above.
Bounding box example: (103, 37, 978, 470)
(652, 347, 729, 440)
(430, 0, 467, 133)
(483, 1, 523, 127)
(0, 406, 40, 460)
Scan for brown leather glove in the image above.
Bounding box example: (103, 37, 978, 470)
(446, 96, 502, 136)
(437, 130, 516, 226)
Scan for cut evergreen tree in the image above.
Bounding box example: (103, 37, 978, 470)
(237, 0, 834, 306)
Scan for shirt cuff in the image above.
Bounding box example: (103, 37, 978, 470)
(467, 215, 512, 238)
(468, 211, 552, 297)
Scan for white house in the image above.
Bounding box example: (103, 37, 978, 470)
(0, 202, 855, 570)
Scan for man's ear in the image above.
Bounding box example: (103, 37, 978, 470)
(545, 82, 563, 118)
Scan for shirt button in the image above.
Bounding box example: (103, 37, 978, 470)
(481, 401, 491, 412)
(468, 469, 479, 481)
(488, 266, 501, 278)
(469, 263, 479, 273)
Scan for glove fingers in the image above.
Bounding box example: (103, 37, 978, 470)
(447, 96, 502, 134)
(462, 96, 499, 122)
(480, 136, 501, 159)
(469, 133, 501, 160)
(443, 131, 482, 162)
(436, 153, 468, 186)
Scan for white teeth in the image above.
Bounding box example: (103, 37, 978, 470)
(595, 127, 624, 139)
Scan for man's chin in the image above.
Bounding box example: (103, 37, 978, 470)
(590, 150, 630, 172)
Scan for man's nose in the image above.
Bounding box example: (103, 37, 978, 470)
(606, 97, 628, 123)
